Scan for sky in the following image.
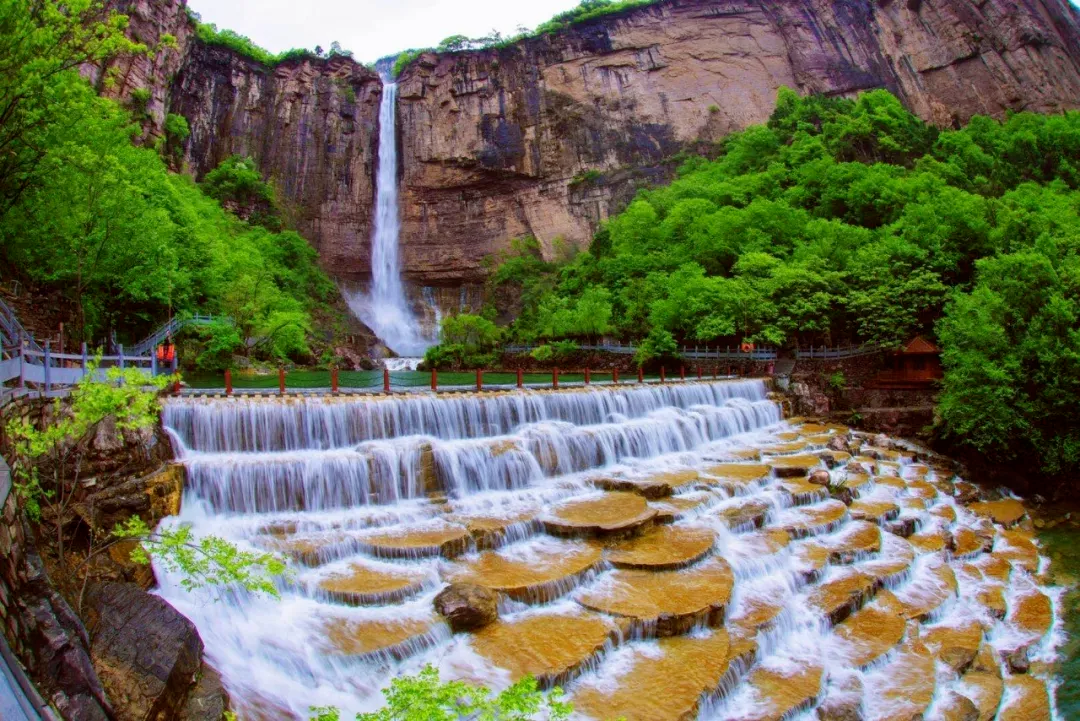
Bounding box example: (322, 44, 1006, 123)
(186, 0, 588, 64)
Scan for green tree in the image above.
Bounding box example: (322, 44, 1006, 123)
(6, 362, 169, 566)
(311, 665, 572, 721)
(0, 0, 146, 218)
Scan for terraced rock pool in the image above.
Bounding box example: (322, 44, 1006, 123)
(155, 380, 1069, 720)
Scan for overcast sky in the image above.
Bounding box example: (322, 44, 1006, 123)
(186, 0, 588, 63)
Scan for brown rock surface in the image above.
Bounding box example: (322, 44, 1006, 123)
(570, 628, 743, 721)
(544, 491, 658, 538)
(433, 583, 499, 632)
(447, 540, 602, 603)
(577, 560, 734, 635)
(85, 583, 207, 721)
(603, 524, 714, 570)
(100, 0, 1080, 285)
(471, 611, 615, 687)
(999, 674, 1052, 721)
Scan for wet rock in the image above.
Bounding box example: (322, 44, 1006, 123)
(829, 485, 855, 506)
(845, 461, 872, 476)
(179, 663, 230, 721)
(809, 469, 832, 486)
(472, 611, 615, 688)
(969, 499, 1027, 527)
(954, 481, 982, 504)
(999, 674, 1051, 720)
(816, 677, 864, 721)
(84, 583, 204, 721)
(937, 691, 979, 721)
(1005, 646, 1030, 674)
(544, 492, 658, 539)
(447, 540, 602, 604)
(828, 435, 851, 453)
(434, 583, 499, 632)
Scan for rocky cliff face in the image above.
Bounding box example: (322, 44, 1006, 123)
(395, 0, 1080, 282)
(169, 46, 382, 271)
(101, 0, 1080, 285)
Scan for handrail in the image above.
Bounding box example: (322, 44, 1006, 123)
(795, 344, 886, 359)
(0, 298, 40, 354)
(130, 314, 219, 357)
(504, 342, 778, 360)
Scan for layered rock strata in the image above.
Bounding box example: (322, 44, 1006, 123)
(103, 0, 1080, 283)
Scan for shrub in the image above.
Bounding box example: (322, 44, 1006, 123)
(164, 113, 190, 141)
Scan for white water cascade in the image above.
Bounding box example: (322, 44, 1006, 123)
(346, 77, 434, 358)
(154, 380, 1066, 720)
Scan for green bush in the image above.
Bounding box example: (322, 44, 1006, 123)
(311, 665, 571, 721)
(529, 344, 554, 362)
(485, 85, 1080, 479)
(164, 112, 190, 141)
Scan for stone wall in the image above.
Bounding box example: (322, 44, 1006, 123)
(0, 392, 224, 720)
(0, 476, 112, 719)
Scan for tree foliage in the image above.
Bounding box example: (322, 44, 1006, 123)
(423, 314, 502, 370)
(0, 0, 333, 363)
(113, 516, 287, 598)
(310, 665, 572, 721)
(6, 362, 169, 561)
(487, 87, 1080, 475)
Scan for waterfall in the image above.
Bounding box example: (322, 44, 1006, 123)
(153, 380, 1065, 720)
(346, 77, 434, 357)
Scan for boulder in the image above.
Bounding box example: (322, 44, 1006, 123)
(179, 663, 230, 721)
(434, 583, 499, 632)
(829, 486, 855, 506)
(827, 436, 850, 453)
(85, 583, 205, 721)
(1005, 646, 1030, 674)
(809, 470, 832, 486)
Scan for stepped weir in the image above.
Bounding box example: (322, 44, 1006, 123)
(156, 379, 1063, 719)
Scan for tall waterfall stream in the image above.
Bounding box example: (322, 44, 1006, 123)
(155, 380, 1066, 719)
(346, 78, 433, 359)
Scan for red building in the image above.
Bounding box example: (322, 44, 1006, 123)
(872, 336, 943, 389)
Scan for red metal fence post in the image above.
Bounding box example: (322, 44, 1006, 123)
(476, 368, 483, 392)
(331, 367, 339, 394)
(680, 365, 686, 381)
(697, 365, 702, 380)
(638, 367, 644, 384)
(383, 367, 390, 394)
(279, 367, 285, 395)
(585, 367, 591, 385)
(553, 367, 559, 389)
(613, 369, 619, 384)
(225, 368, 232, 396)
(431, 368, 438, 391)
(517, 368, 523, 389)
(660, 367, 666, 383)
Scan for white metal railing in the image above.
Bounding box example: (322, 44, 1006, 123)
(130, 314, 219, 357)
(0, 342, 162, 400)
(795, 344, 886, 360)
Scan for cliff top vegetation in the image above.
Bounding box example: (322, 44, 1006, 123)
(391, 0, 661, 76)
(186, 7, 365, 68)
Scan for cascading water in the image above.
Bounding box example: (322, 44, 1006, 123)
(155, 380, 1066, 720)
(346, 76, 434, 359)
